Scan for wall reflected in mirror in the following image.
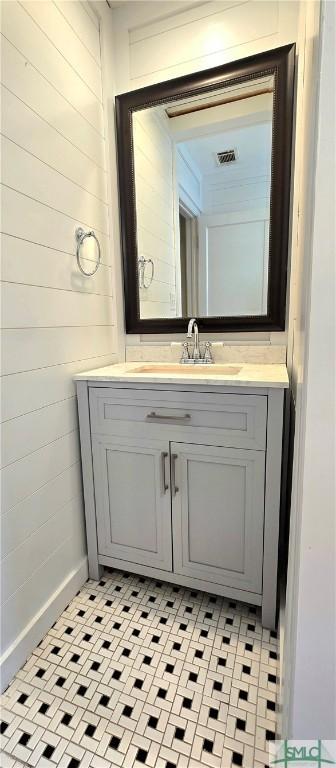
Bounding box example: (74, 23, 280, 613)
(132, 75, 274, 320)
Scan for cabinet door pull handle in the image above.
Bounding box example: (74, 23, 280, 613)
(171, 453, 179, 495)
(146, 411, 191, 424)
(161, 452, 169, 494)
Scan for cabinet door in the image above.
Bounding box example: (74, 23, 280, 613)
(92, 435, 172, 571)
(171, 442, 265, 593)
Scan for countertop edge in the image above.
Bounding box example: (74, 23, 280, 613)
(74, 367, 289, 389)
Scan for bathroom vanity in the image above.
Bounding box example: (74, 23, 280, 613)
(75, 362, 288, 629)
(99, 47, 294, 629)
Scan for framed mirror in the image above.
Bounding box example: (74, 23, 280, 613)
(116, 44, 295, 334)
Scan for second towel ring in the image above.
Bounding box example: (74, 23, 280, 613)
(138, 253, 154, 288)
(75, 227, 101, 277)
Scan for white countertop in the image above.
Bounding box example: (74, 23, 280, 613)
(74, 362, 289, 389)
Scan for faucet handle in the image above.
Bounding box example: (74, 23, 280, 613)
(180, 341, 190, 363)
(203, 341, 213, 363)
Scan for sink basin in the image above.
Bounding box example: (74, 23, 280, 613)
(128, 363, 242, 376)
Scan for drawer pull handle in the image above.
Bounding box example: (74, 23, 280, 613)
(171, 453, 179, 495)
(146, 411, 191, 424)
(161, 452, 169, 494)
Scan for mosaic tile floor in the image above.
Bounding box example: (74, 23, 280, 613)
(0, 569, 279, 768)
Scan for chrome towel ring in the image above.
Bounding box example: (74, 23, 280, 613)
(75, 227, 101, 277)
(138, 253, 154, 288)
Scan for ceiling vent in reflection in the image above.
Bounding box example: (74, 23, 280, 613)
(216, 149, 237, 166)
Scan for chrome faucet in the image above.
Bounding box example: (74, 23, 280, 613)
(180, 319, 213, 364)
(187, 318, 200, 361)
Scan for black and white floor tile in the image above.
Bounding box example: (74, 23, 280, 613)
(0, 570, 279, 768)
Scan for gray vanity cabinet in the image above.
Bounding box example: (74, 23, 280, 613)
(171, 442, 265, 593)
(91, 435, 173, 571)
(76, 379, 285, 628)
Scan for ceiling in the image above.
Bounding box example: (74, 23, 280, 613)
(178, 121, 272, 182)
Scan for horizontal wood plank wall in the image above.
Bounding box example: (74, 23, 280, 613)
(125, 1, 298, 89)
(111, 0, 299, 347)
(0, 0, 117, 662)
(133, 110, 178, 319)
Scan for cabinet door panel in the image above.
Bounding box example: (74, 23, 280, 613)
(92, 435, 172, 570)
(171, 442, 265, 593)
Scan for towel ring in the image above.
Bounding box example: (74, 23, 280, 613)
(75, 227, 101, 277)
(138, 253, 154, 288)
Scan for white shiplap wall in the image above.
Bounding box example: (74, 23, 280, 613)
(0, 0, 119, 686)
(133, 109, 178, 318)
(112, 0, 299, 348)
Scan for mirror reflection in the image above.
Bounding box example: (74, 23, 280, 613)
(132, 75, 274, 320)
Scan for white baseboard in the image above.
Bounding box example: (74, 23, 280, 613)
(0, 557, 88, 693)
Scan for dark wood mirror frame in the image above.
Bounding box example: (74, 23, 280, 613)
(116, 43, 295, 334)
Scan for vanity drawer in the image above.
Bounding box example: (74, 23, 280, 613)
(89, 388, 267, 450)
